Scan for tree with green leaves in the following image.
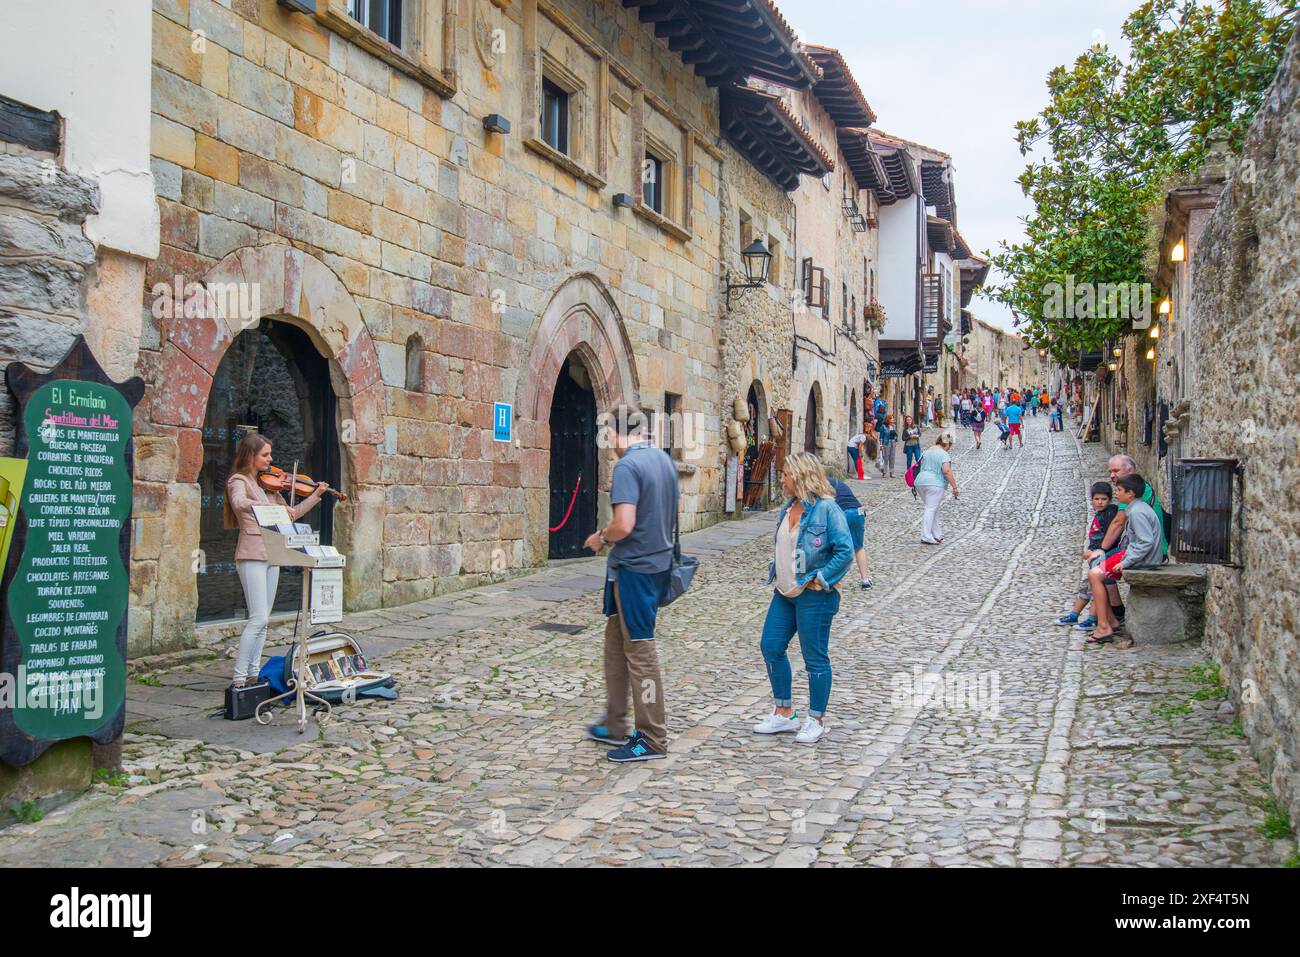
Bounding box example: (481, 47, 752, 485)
(985, 0, 1297, 365)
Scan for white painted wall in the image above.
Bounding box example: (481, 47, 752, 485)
(878, 195, 920, 341)
(1, 0, 158, 259)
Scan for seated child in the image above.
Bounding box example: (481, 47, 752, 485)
(1054, 482, 1119, 628)
(1086, 474, 1165, 643)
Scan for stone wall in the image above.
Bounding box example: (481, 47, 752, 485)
(1183, 25, 1300, 827)
(961, 317, 1040, 392)
(0, 149, 100, 455)
(141, 0, 737, 647)
(717, 143, 795, 502)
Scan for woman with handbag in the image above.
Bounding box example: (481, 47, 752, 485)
(752, 453, 854, 745)
(224, 432, 328, 688)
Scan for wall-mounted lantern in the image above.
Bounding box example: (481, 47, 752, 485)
(725, 239, 773, 310)
(482, 114, 511, 135)
(1170, 239, 1186, 263)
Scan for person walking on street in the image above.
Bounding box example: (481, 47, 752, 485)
(1005, 396, 1025, 447)
(584, 413, 679, 762)
(970, 402, 987, 449)
(753, 453, 854, 744)
(902, 415, 923, 472)
(915, 430, 959, 545)
(830, 477, 873, 589)
(878, 414, 898, 478)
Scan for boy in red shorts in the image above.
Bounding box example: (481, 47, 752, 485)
(1086, 474, 1164, 644)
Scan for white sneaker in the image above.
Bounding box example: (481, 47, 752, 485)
(752, 711, 801, 735)
(795, 717, 825, 744)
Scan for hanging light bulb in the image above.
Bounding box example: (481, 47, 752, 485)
(1170, 239, 1186, 263)
(1146, 347, 1156, 360)
(1113, 347, 1122, 358)
(1159, 297, 1172, 315)
(1108, 362, 1118, 371)
(1149, 325, 1159, 339)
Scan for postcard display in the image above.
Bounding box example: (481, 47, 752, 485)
(251, 506, 391, 730)
(0, 338, 144, 766)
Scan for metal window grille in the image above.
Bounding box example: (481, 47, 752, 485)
(1170, 458, 1241, 565)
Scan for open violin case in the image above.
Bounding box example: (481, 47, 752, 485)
(279, 630, 397, 705)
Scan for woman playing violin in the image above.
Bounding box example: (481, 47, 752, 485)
(222, 432, 328, 688)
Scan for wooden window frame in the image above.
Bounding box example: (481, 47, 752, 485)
(316, 0, 457, 98)
(541, 76, 570, 155)
(802, 259, 826, 309)
(523, 0, 608, 190)
(633, 91, 693, 242)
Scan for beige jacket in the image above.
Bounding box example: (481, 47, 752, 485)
(227, 472, 313, 562)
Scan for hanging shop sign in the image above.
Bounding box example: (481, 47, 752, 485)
(0, 337, 144, 766)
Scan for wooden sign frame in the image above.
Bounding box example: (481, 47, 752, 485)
(0, 336, 144, 766)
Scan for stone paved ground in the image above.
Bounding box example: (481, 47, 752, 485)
(1, 416, 1293, 867)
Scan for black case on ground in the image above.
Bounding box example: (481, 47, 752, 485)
(224, 680, 271, 720)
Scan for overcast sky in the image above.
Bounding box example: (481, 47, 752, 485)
(779, 0, 1140, 331)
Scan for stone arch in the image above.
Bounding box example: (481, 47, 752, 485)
(153, 244, 386, 611)
(518, 273, 639, 565)
(519, 273, 639, 422)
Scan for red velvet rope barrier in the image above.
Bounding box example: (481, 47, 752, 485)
(549, 475, 582, 533)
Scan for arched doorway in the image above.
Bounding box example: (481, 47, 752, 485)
(196, 320, 340, 622)
(519, 274, 640, 566)
(547, 352, 599, 559)
(804, 387, 820, 454)
(743, 380, 770, 508)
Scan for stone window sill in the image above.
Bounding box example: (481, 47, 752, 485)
(524, 137, 606, 191)
(633, 202, 691, 243)
(316, 5, 457, 99)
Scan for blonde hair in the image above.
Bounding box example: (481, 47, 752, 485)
(783, 452, 835, 504)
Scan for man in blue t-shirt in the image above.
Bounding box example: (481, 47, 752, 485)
(583, 412, 678, 763)
(1004, 400, 1024, 447)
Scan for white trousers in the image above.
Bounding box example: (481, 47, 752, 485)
(919, 485, 946, 543)
(235, 560, 279, 681)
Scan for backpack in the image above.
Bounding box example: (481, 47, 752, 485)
(904, 455, 923, 488)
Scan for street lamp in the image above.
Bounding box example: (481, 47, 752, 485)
(725, 240, 773, 310)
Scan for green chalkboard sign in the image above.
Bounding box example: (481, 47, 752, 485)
(1, 337, 143, 766)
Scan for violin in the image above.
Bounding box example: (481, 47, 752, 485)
(257, 466, 348, 502)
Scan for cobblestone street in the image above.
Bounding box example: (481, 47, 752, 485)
(0, 417, 1288, 867)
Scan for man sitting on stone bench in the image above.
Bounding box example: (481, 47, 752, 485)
(1087, 474, 1165, 645)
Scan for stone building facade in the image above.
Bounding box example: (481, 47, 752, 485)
(1106, 25, 1300, 826)
(960, 316, 1043, 393)
(132, 0, 848, 651)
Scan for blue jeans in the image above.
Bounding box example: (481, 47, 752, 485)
(843, 507, 865, 551)
(904, 444, 922, 470)
(760, 588, 840, 718)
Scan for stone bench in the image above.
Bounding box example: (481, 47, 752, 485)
(1123, 564, 1209, 645)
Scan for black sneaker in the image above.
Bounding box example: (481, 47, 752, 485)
(606, 731, 666, 763)
(587, 724, 631, 747)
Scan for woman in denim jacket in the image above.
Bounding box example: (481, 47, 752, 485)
(753, 452, 854, 744)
